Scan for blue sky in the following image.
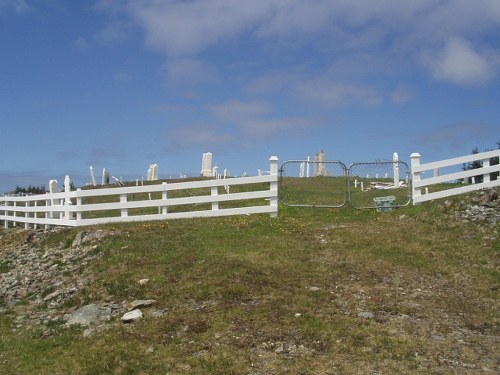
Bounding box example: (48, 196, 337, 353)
(1, 0, 499, 193)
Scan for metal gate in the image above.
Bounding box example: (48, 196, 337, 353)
(280, 160, 411, 209)
(279, 160, 348, 207)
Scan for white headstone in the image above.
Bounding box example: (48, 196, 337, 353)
(314, 150, 329, 176)
(147, 165, 153, 181)
(49, 179, 59, 194)
(152, 164, 159, 180)
(201, 152, 213, 177)
(89, 166, 97, 186)
(64, 175, 71, 193)
(102, 168, 110, 185)
(393, 152, 400, 187)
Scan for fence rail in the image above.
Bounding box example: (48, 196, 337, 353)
(0, 157, 279, 228)
(411, 150, 500, 204)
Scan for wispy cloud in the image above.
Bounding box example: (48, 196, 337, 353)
(167, 99, 318, 149)
(0, 0, 33, 15)
(391, 84, 413, 105)
(422, 37, 497, 86)
(417, 122, 499, 150)
(167, 58, 218, 87)
(96, 0, 500, 103)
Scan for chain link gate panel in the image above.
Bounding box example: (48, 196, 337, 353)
(279, 160, 348, 207)
(347, 161, 411, 209)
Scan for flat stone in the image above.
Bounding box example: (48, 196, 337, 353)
(127, 299, 157, 311)
(66, 304, 111, 327)
(121, 309, 143, 323)
(67, 304, 101, 326)
(358, 311, 375, 319)
(43, 290, 61, 302)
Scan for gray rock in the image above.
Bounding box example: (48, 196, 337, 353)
(127, 299, 157, 311)
(66, 304, 111, 326)
(358, 311, 375, 319)
(121, 309, 143, 323)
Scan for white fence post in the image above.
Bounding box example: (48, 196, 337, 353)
(162, 182, 168, 215)
(64, 175, 71, 220)
(211, 186, 219, 211)
(76, 188, 83, 221)
(25, 200, 30, 229)
(4, 201, 9, 228)
(120, 194, 128, 217)
(49, 180, 60, 220)
(483, 158, 490, 184)
(410, 153, 422, 204)
(269, 156, 279, 218)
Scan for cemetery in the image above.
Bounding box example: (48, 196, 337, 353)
(0, 149, 498, 374)
(1, 149, 499, 229)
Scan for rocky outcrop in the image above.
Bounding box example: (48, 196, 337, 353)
(0, 228, 161, 336)
(441, 187, 500, 225)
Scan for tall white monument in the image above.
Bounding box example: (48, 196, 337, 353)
(89, 166, 97, 186)
(314, 150, 329, 177)
(102, 168, 110, 185)
(201, 152, 213, 177)
(393, 152, 400, 187)
(147, 164, 159, 181)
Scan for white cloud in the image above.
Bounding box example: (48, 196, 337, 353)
(423, 37, 496, 86)
(391, 84, 413, 105)
(208, 100, 316, 137)
(169, 124, 236, 148)
(167, 58, 218, 86)
(74, 36, 90, 51)
(208, 100, 273, 123)
(295, 80, 383, 108)
(97, 0, 500, 90)
(0, 0, 32, 14)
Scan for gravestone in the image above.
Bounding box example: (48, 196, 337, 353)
(89, 166, 97, 186)
(201, 152, 213, 177)
(393, 152, 400, 187)
(102, 168, 110, 185)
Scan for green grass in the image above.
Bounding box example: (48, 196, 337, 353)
(0, 193, 498, 374)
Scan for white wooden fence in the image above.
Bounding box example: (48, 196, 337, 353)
(0, 157, 279, 228)
(411, 150, 500, 204)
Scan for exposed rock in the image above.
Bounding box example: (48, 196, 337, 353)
(121, 309, 143, 323)
(358, 311, 375, 319)
(66, 304, 111, 326)
(72, 230, 113, 248)
(127, 299, 157, 311)
(0, 227, 124, 331)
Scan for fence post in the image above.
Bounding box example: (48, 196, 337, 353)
(49, 179, 59, 221)
(410, 153, 421, 204)
(13, 201, 17, 227)
(4, 201, 8, 229)
(269, 156, 279, 218)
(25, 200, 30, 229)
(34, 200, 38, 229)
(162, 182, 168, 215)
(76, 188, 82, 222)
(211, 186, 219, 211)
(120, 194, 128, 217)
(483, 158, 490, 184)
(64, 175, 71, 220)
(45, 191, 51, 229)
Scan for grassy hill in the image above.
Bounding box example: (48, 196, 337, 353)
(0, 195, 498, 374)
